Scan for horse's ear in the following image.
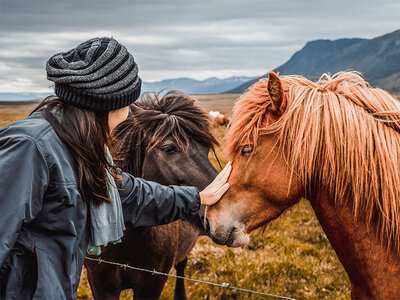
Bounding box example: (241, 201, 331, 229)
(267, 72, 286, 115)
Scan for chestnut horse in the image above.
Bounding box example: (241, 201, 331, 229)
(85, 91, 218, 299)
(206, 71, 400, 299)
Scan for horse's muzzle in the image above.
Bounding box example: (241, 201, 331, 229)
(187, 205, 208, 235)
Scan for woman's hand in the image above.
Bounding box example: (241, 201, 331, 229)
(200, 161, 232, 206)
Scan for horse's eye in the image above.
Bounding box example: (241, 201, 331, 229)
(161, 144, 178, 154)
(241, 144, 254, 155)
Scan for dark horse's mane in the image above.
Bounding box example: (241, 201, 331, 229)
(113, 90, 218, 176)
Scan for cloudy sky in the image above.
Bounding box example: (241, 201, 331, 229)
(0, 0, 399, 93)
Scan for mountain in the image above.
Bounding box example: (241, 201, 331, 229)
(0, 76, 254, 101)
(0, 93, 50, 101)
(376, 72, 400, 93)
(141, 76, 255, 95)
(227, 30, 400, 94)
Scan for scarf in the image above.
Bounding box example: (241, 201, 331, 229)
(87, 146, 125, 255)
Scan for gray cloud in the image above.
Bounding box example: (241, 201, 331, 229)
(0, 0, 399, 93)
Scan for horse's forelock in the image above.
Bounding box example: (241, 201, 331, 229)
(113, 91, 219, 173)
(226, 78, 272, 158)
(133, 91, 218, 150)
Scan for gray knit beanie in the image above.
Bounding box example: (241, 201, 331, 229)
(46, 37, 141, 112)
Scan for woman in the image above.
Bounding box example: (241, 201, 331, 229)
(0, 37, 231, 299)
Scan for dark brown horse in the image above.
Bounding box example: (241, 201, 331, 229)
(206, 72, 400, 299)
(85, 91, 218, 299)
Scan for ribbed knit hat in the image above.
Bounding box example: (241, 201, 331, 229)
(46, 37, 141, 112)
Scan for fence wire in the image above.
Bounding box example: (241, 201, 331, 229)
(85, 256, 298, 300)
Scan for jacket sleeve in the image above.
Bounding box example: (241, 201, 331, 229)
(0, 135, 49, 267)
(117, 171, 201, 227)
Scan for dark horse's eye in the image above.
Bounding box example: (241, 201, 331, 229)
(241, 144, 254, 155)
(160, 144, 178, 154)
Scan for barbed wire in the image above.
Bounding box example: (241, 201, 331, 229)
(85, 256, 298, 300)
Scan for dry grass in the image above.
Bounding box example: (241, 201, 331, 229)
(0, 96, 352, 299)
(0, 113, 28, 127)
(192, 94, 240, 115)
(0, 101, 38, 127)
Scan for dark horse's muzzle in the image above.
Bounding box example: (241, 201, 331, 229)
(188, 204, 208, 235)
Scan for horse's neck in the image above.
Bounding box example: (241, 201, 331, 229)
(311, 188, 400, 299)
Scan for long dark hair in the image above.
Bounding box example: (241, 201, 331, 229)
(31, 96, 119, 205)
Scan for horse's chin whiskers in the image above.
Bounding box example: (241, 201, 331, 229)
(204, 206, 208, 227)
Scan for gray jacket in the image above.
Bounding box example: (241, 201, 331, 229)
(0, 112, 200, 299)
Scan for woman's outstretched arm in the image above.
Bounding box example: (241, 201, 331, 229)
(118, 162, 231, 227)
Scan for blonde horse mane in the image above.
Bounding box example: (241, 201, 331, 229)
(227, 71, 400, 251)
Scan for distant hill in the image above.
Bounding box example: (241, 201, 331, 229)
(376, 72, 400, 93)
(142, 76, 255, 95)
(0, 77, 254, 101)
(0, 93, 50, 101)
(227, 30, 400, 94)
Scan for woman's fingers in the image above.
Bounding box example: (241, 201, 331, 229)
(217, 183, 230, 198)
(219, 163, 232, 183)
(215, 161, 231, 184)
(207, 183, 230, 206)
(214, 161, 231, 181)
(200, 162, 232, 206)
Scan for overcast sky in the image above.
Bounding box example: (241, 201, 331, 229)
(0, 0, 399, 93)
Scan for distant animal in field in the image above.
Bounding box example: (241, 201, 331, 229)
(206, 71, 400, 299)
(85, 91, 218, 300)
(209, 110, 229, 126)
